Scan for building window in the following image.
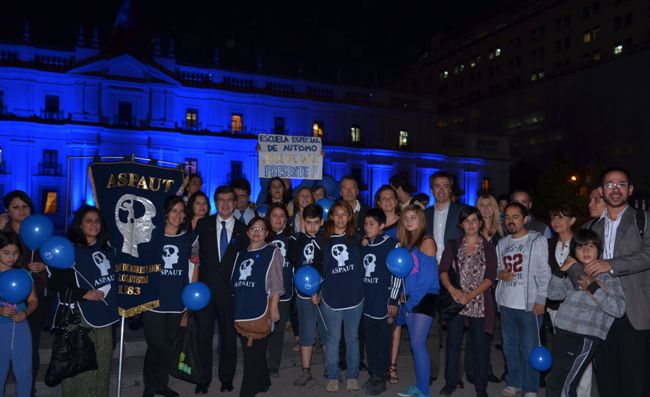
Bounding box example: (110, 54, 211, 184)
(350, 125, 361, 143)
(40, 149, 60, 176)
(593, 51, 601, 61)
(614, 43, 623, 55)
(495, 48, 502, 57)
(230, 160, 243, 181)
(184, 158, 197, 175)
(185, 109, 199, 130)
(231, 113, 243, 133)
(312, 121, 324, 138)
(273, 116, 285, 134)
(439, 70, 449, 79)
(41, 190, 57, 215)
(481, 177, 490, 192)
(583, 31, 592, 43)
(43, 95, 61, 120)
(117, 101, 133, 127)
(398, 130, 408, 149)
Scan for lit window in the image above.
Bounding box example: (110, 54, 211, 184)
(495, 48, 502, 57)
(470, 59, 477, 68)
(488, 51, 494, 60)
(481, 178, 490, 191)
(530, 73, 538, 82)
(186, 109, 198, 128)
(398, 130, 408, 149)
(42, 191, 57, 215)
(614, 44, 623, 55)
(350, 126, 361, 143)
(313, 121, 324, 138)
(231, 113, 243, 133)
(439, 70, 449, 79)
(593, 51, 601, 61)
(583, 31, 592, 43)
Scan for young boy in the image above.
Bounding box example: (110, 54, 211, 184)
(545, 229, 625, 397)
(360, 209, 401, 395)
(288, 203, 326, 386)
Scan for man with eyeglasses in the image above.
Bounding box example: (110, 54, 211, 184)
(194, 185, 250, 394)
(583, 167, 650, 397)
(231, 178, 256, 225)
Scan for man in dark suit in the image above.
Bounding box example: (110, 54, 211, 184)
(340, 174, 368, 231)
(584, 167, 650, 397)
(194, 185, 249, 394)
(423, 171, 465, 387)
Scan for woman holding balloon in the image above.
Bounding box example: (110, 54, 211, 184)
(142, 196, 193, 397)
(48, 205, 119, 397)
(2, 190, 49, 392)
(0, 231, 38, 397)
(396, 204, 440, 397)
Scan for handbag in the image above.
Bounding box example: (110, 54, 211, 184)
(437, 240, 466, 322)
(234, 300, 272, 346)
(44, 290, 98, 386)
(170, 311, 204, 384)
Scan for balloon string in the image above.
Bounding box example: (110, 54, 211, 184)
(74, 267, 109, 306)
(30, 250, 34, 274)
(534, 312, 541, 346)
(316, 305, 328, 333)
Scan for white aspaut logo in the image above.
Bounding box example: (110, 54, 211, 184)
(115, 194, 156, 258)
(162, 245, 179, 269)
(238, 258, 254, 281)
(331, 244, 349, 267)
(92, 251, 112, 277)
(363, 253, 376, 277)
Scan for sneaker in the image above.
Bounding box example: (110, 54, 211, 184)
(327, 379, 340, 392)
(366, 378, 387, 395)
(523, 393, 537, 397)
(347, 378, 360, 391)
(362, 377, 374, 391)
(294, 368, 312, 386)
(397, 384, 420, 397)
(439, 384, 457, 396)
(501, 386, 521, 397)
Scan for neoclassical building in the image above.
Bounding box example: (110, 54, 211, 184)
(0, 35, 509, 228)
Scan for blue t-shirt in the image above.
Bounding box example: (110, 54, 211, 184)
(403, 244, 440, 312)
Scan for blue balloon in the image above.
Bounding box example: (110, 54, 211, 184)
(316, 198, 334, 217)
(321, 175, 337, 197)
(256, 204, 269, 218)
(182, 282, 211, 311)
(39, 236, 75, 269)
(386, 248, 414, 277)
(294, 265, 321, 296)
(0, 269, 33, 304)
(529, 345, 552, 372)
(19, 214, 54, 251)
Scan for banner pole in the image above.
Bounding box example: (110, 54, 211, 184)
(117, 315, 126, 397)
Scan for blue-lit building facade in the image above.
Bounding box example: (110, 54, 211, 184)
(0, 38, 510, 228)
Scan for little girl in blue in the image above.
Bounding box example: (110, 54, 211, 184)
(396, 205, 440, 397)
(0, 231, 38, 397)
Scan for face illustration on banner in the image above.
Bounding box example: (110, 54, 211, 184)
(162, 245, 179, 269)
(303, 242, 314, 263)
(115, 194, 156, 258)
(363, 253, 376, 277)
(331, 244, 349, 267)
(239, 258, 254, 281)
(92, 251, 112, 276)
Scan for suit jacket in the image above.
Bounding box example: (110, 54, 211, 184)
(592, 207, 650, 330)
(195, 214, 249, 300)
(424, 202, 466, 246)
(354, 202, 369, 232)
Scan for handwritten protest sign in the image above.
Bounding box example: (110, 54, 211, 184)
(258, 134, 323, 180)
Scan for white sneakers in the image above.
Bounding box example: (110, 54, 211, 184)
(501, 386, 522, 396)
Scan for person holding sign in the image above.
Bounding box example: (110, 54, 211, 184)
(48, 205, 119, 397)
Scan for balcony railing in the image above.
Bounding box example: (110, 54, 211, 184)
(113, 115, 137, 128)
(38, 162, 62, 176)
(182, 120, 202, 132)
(40, 109, 64, 121)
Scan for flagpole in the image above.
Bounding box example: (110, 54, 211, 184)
(116, 315, 125, 397)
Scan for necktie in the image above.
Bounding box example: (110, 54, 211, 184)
(220, 221, 228, 261)
(239, 211, 246, 223)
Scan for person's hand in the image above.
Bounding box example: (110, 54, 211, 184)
(1, 305, 16, 318)
(498, 269, 514, 281)
(270, 307, 280, 323)
(577, 275, 593, 291)
(584, 260, 612, 278)
(388, 304, 398, 318)
(12, 312, 27, 322)
(180, 311, 189, 327)
(532, 303, 545, 316)
(256, 143, 261, 152)
(560, 256, 577, 272)
(28, 261, 45, 273)
(458, 294, 471, 305)
(450, 287, 463, 303)
(83, 289, 105, 301)
(311, 293, 320, 305)
(361, 237, 369, 247)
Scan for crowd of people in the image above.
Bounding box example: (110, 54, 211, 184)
(0, 167, 649, 397)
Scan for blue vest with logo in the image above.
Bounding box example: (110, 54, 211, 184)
(271, 232, 293, 302)
(361, 235, 399, 319)
(152, 232, 190, 313)
(74, 243, 119, 327)
(321, 233, 364, 310)
(231, 244, 275, 321)
(290, 233, 322, 300)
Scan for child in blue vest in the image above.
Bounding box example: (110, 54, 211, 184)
(360, 209, 401, 395)
(0, 231, 38, 397)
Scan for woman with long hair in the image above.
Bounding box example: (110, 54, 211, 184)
(476, 194, 504, 246)
(49, 205, 119, 397)
(291, 187, 314, 233)
(183, 174, 203, 203)
(396, 204, 439, 397)
(187, 191, 211, 233)
(375, 185, 400, 239)
(265, 177, 289, 206)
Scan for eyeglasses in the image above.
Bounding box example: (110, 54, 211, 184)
(249, 227, 267, 232)
(237, 194, 249, 199)
(603, 182, 629, 190)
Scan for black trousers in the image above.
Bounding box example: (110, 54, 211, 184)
(142, 311, 182, 393)
(364, 316, 392, 379)
(546, 329, 600, 397)
(240, 335, 271, 397)
(267, 299, 290, 373)
(195, 295, 238, 386)
(593, 314, 650, 397)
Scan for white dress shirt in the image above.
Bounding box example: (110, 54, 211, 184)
(433, 202, 450, 262)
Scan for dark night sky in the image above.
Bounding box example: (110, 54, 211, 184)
(1, 0, 511, 86)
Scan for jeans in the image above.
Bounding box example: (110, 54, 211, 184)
(321, 302, 363, 380)
(296, 297, 327, 347)
(500, 306, 542, 394)
(0, 321, 32, 397)
(445, 314, 488, 391)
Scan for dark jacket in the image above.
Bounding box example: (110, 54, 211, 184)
(424, 202, 466, 247)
